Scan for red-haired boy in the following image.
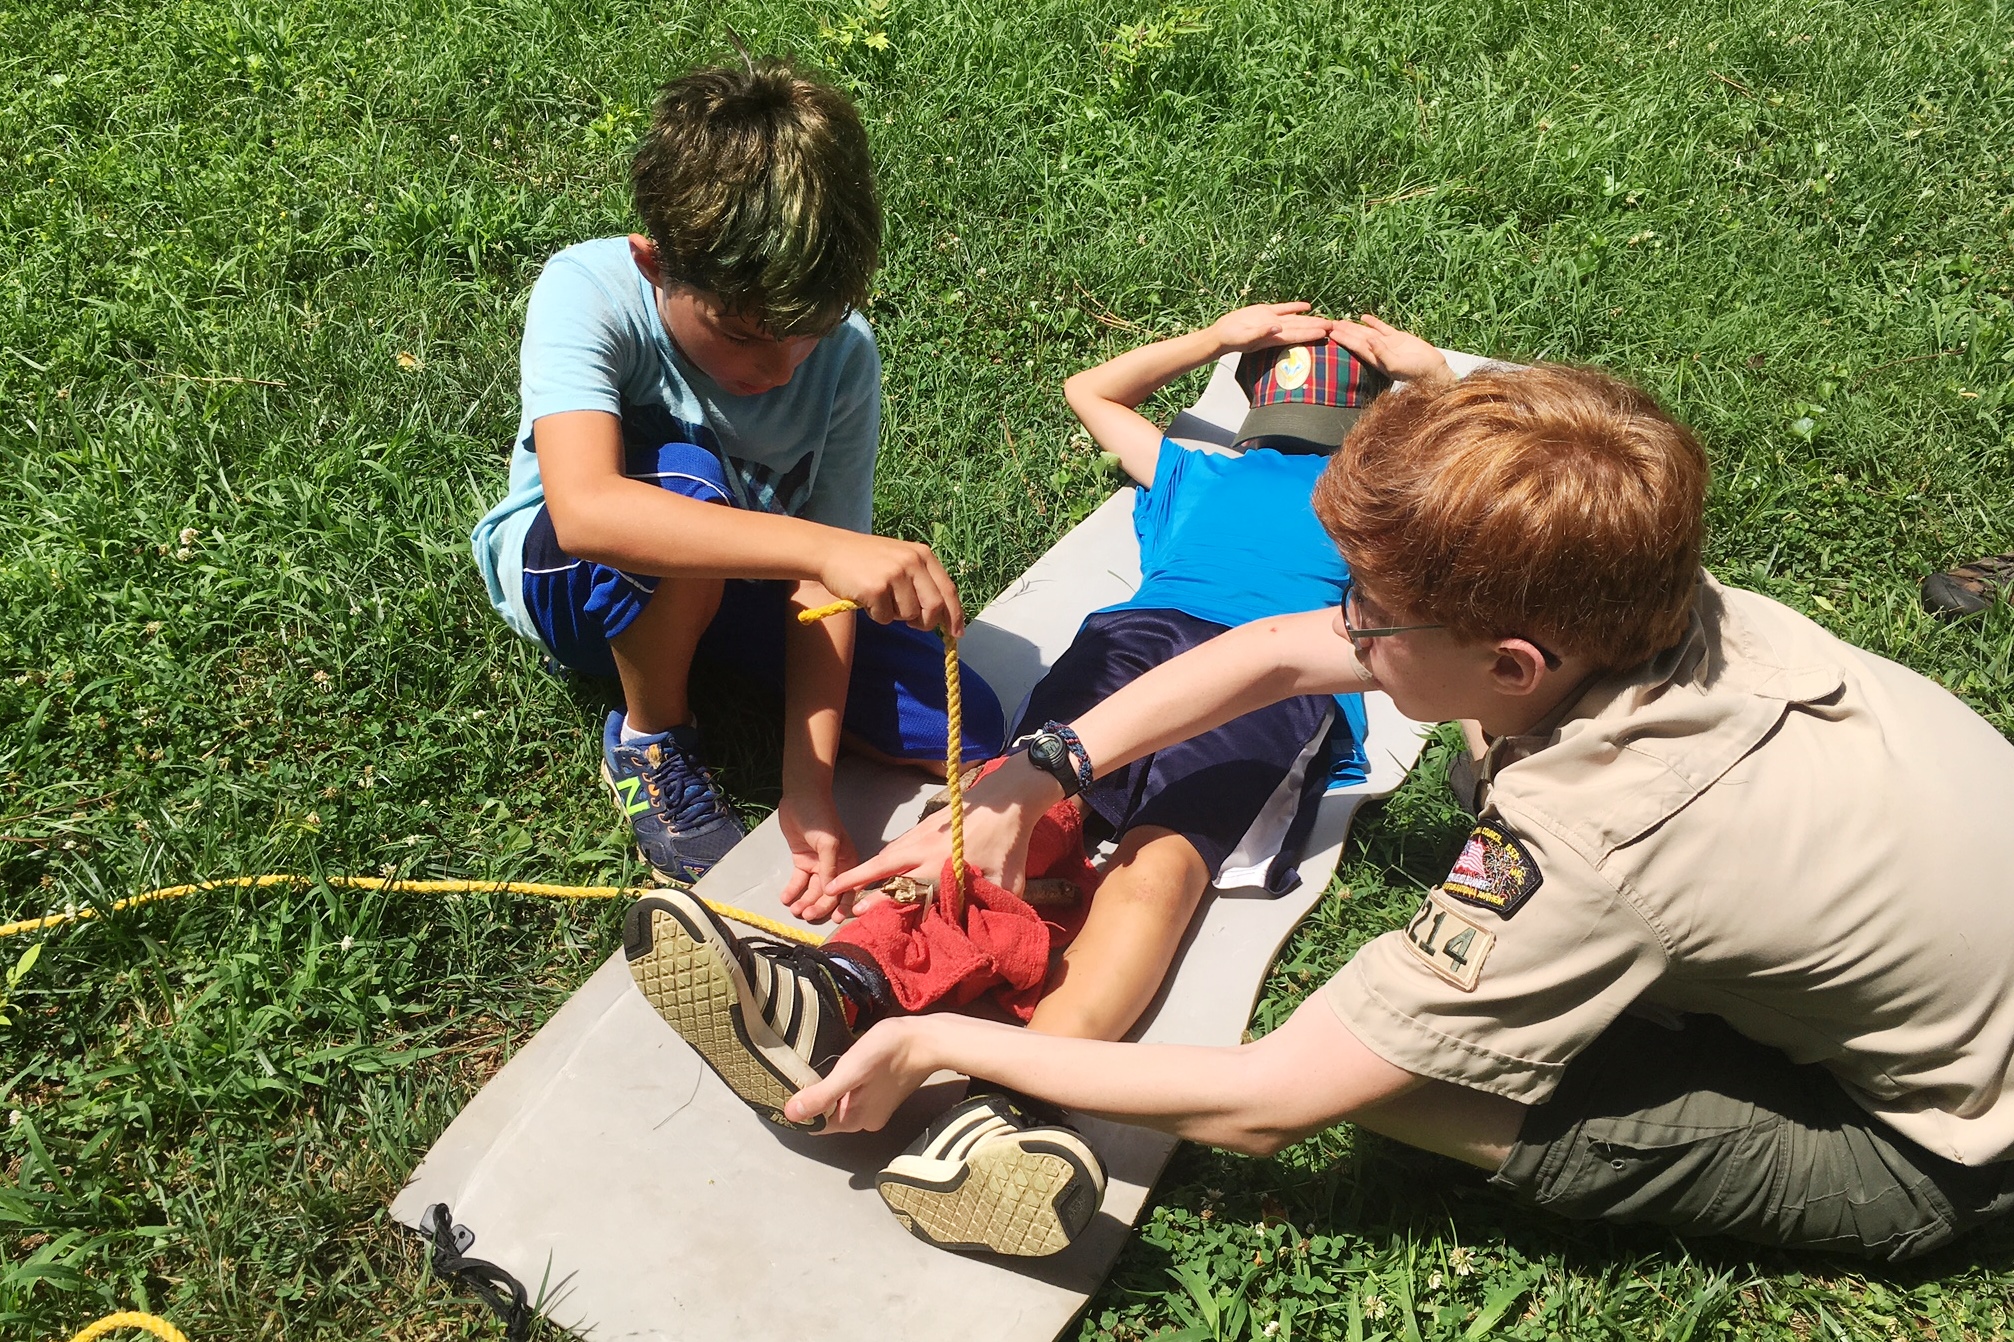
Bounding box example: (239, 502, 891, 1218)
(806, 317, 2014, 1262)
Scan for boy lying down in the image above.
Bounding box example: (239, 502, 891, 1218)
(622, 303, 1382, 1257)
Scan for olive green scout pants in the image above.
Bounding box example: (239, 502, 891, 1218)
(1491, 1014, 2014, 1261)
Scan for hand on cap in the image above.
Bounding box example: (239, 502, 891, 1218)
(1327, 313, 1450, 382)
(1207, 302, 1335, 356)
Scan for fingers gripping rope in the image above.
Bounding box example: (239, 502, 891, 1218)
(796, 599, 968, 923)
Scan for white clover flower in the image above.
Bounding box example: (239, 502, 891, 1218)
(1362, 1293, 1387, 1320)
(1448, 1245, 1476, 1276)
(8, 1110, 21, 1128)
(1428, 1272, 1444, 1290)
(1263, 1322, 1279, 1338)
(175, 547, 192, 562)
(179, 527, 199, 546)
(339, 935, 355, 951)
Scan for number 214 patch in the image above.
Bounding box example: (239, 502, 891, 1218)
(1404, 895, 1497, 991)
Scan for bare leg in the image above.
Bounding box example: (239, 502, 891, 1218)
(609, 577, 724, 734)
(1027, 825, 1209, 1041)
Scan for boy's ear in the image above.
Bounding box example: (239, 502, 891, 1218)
(628, 233, 663, 285)
(1486, 640, 1552, 697)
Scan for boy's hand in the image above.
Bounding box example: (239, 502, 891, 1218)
(783, 1017, 934, 1132)
(828, 754, 1057, 897)
(1327, 313, 1451, 382)
(1205, 302, 1336, 355)
(820, 533, 966, 636)
(778, 791, 862, 923)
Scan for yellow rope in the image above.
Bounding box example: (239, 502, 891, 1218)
(0, 875, 824, 948)
(28, 610, 962, 1342)
(64, 1312, 190, 1342)
(796, 598, 968, 920)
(941, 633, 967, 923)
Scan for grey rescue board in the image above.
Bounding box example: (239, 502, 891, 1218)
(391, 354, 1456, 1340)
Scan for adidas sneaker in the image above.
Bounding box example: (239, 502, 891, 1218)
(876, 1087, 1106, 1257)
(623, 891, 858, 1132)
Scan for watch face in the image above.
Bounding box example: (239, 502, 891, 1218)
(1030, 734, 1065, 769)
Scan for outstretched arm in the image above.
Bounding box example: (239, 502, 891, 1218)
(1064, 303, 1339, 483)
(830, 606, 1372, 895)
(784, 990, 1420, 1154)
(535, 410, 966, 634)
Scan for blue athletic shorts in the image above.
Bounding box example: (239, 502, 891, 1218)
(1014, 607, 1350, 894)
(518, 439, 1004, 764)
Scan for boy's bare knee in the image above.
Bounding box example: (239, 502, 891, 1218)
(1100, 827, 1209, 908)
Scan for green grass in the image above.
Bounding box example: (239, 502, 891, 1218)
(3, 0, 2012, 1337)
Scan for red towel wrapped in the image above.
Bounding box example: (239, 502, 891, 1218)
(827, 798, 1101, 1023)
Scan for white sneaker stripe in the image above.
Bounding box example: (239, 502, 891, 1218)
(922, 1108, 1007, 1161)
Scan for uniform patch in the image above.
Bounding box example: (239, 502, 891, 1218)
(1440, 821, 1543, 919)
(1404, 895, 1496, 991)
(1272, 345, 1312, 391)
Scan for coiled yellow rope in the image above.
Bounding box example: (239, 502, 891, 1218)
(63, 1312, 190, 1342)
(796, 599, 967, 922)
(0, 875, 824, 948)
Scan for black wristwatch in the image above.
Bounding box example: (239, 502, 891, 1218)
(1016, 722, 1093, 798)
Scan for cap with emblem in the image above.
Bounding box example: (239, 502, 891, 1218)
(1232, 339, 1392, 453)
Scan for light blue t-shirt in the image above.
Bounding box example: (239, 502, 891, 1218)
(470, 237, 881, 641)
(1114, 437, 1369, 783)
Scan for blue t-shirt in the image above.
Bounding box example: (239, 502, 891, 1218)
(470, 237, 881, 641)
(1115, 437, 1369, 784)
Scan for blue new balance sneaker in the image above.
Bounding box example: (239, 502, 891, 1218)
(601, 711, 746, 884)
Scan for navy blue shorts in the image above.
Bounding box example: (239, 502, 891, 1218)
(1014, 607, 1349, 894)
(519, 439, 1004, 764)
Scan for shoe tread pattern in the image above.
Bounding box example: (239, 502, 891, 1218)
(628, 908, 799, 1121)
(878, 1141, 1090, 1257)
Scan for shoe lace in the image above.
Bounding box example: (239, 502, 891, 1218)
(641, 743, 731, 830)
(741, 935, 826, 987)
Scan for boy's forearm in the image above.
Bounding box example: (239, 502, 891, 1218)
(1063, 327, 1228, 413)
(894, 996, 1416, 1154)
(552, 472, 834, 581)
(1069, 610, 1367, 779)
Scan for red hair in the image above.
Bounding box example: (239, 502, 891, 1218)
(1313, 364, 1707, 669)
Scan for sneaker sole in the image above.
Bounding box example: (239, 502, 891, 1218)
(876, 1129, 1103, 1257)
(623, 894, 824, 1132)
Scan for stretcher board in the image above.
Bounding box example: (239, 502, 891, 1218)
(392, 352, 1477, 1341)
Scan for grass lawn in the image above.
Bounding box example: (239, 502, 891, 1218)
(4, 0, 2012, 1336)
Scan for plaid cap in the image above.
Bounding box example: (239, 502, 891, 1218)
(1232, 340, 1392, 452)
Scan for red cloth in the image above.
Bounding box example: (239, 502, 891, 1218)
(827, 798, 1101, 1023)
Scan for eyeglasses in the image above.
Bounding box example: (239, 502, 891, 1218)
(1342, 584, 1563, 671)
(1341, 585, 1444, 652)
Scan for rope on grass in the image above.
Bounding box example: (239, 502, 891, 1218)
(796, 598, 967, 923)
(0, 875, 824, 948)
(65, 1312, 191, 1342)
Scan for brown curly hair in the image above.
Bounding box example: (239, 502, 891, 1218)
(632, 58, 880, 337)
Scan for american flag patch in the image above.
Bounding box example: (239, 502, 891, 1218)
(1440, 821, 1543, 919)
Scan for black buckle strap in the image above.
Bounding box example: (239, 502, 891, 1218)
(422, 1203, 533, 1340)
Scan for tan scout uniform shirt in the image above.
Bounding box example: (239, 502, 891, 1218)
(1325, 573, 2014, 1164)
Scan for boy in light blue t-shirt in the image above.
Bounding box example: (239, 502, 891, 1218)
(471, 58, 1004, 896)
